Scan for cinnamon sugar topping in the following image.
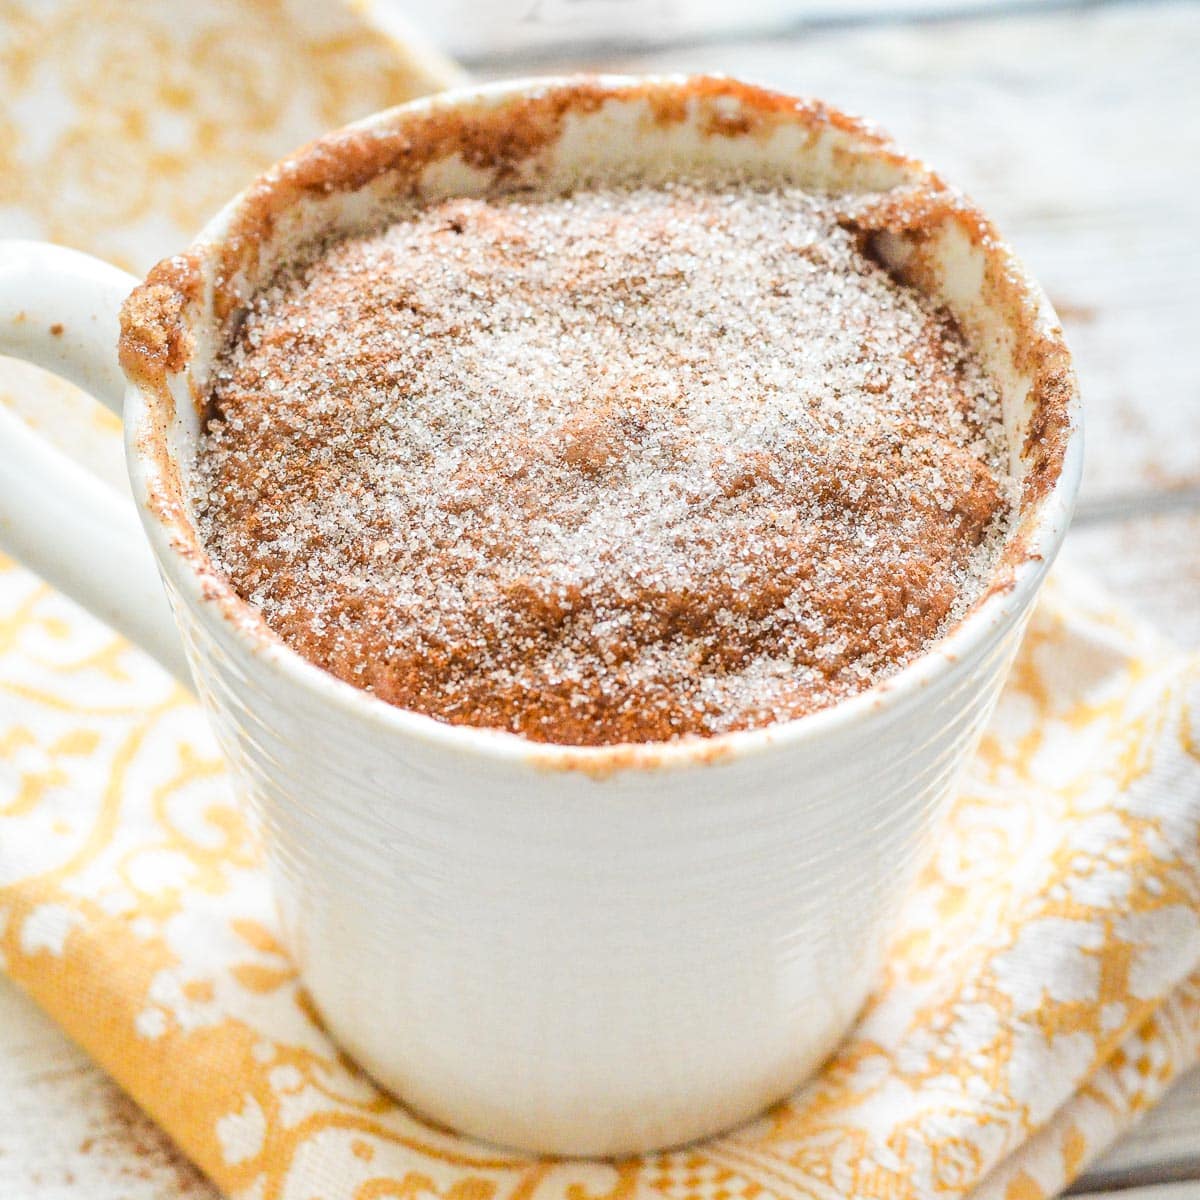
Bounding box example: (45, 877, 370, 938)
(193, 179, 1016, 746)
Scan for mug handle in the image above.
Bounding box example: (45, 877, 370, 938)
(0, 239, 190, 682)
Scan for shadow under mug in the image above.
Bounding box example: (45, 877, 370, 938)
(0, 75, 1081, 1156)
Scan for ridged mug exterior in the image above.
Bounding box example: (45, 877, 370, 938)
(113, 77, 1081, 1156)
(174, 583, 1028, 1155)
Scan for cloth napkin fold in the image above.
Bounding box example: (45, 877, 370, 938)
(3, 4, 1200, 1198)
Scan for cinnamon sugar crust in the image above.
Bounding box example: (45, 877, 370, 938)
(192, 179, 1017, 745)
(115, 78, 1077, 750)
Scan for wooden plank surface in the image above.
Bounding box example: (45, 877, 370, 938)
(0, 983, 216, 1199)
(1070, 1068, 1200, 1192)
(1061, 510, 1200, 652)
(1073, 1186, 1200, 1200)
(2, 1, 1198, 1196)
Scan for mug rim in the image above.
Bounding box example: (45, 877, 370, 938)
(122, 73, 1084, 774)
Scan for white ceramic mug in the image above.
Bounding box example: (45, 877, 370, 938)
(0, 76, 1081, 1157)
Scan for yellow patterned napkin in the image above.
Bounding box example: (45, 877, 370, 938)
(3, 554, 1199, 1200)
(3, 5, 1200, 1199)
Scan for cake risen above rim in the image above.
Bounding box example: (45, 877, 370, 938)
(191, 176, 1018, 746)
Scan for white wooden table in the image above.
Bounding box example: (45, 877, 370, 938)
(2, 1, 1197, 1194)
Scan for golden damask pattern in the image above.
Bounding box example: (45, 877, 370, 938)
(2, 5, 1200, 1199)
(0, 0, 461, 270)
(2, 544, 1199, 1200)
